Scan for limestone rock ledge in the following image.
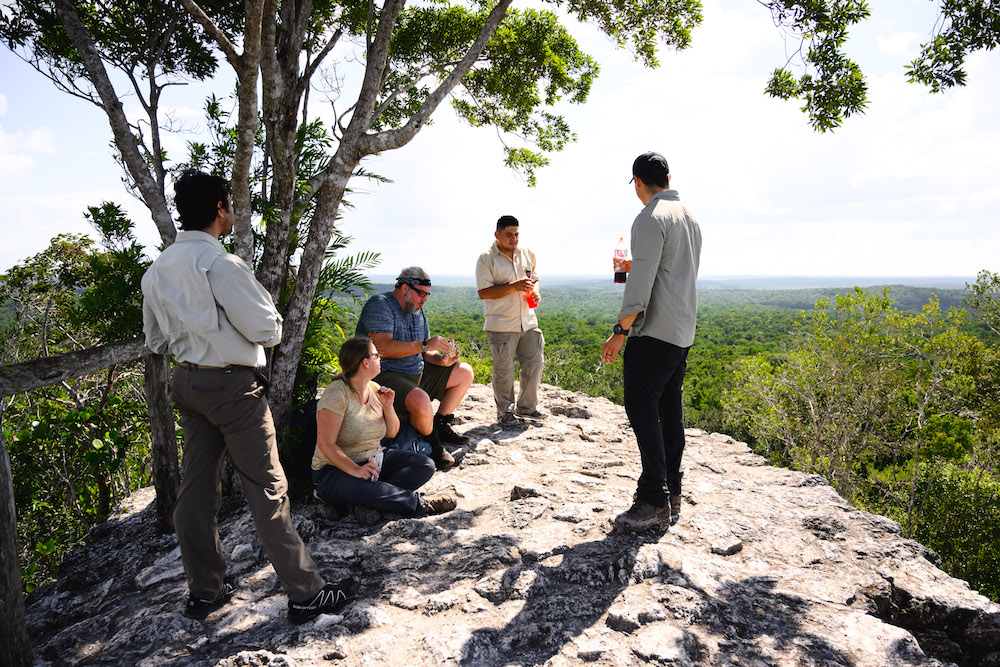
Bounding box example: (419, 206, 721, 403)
(25, 383, 1000, 666)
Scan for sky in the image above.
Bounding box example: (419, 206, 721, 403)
(1, 0, 998, 279)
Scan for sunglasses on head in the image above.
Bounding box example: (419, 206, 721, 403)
(399, 277, 431, 288)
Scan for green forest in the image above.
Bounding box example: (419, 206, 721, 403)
(4, 235, 1000, 604)
(336, 279, 1000, 601)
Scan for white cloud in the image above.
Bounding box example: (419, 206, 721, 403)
(877, 31, 922, 58)
(0, 121, 56, 173)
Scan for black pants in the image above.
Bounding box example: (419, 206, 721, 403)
(312, 449, 434, 515)
(622, 336, 689, 507)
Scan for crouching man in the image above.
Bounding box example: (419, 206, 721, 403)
(356, 267, 474, 469)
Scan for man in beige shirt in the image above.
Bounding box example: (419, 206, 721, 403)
(475, 215, 545, 425)
(142, 170, 357, 623)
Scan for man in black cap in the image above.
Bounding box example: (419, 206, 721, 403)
(356, 267, 473, 469)
(601, 152, 702, 531)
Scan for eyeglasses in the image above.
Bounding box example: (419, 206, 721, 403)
(409, 286, 431, 299)
(369, 352, 381, 359)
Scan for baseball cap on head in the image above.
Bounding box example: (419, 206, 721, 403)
(630, 151, 669, 187)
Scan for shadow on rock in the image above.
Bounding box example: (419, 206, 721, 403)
(695, 576, 853, 666)
(457, 529, 666, 666)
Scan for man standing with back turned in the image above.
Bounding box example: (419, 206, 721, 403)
(601, 152, 702, 531)
(476, 215, 545, 425)
(142, 169, 358, 623)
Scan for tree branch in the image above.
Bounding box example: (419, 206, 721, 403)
(176, 0, 241, 68)
(361, 0, 515, 155)
(51, 0, 175, 246)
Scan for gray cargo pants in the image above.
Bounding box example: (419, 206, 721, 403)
(487, 328, 545, 416)
(172, 364, 324, 601)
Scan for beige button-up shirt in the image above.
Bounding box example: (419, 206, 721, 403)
(475, 243, 539, 333)
(141, 230, 282, 367)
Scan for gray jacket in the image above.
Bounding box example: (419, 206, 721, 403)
(617, 189, 702, 348)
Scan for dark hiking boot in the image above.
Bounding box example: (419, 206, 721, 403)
(419, 492, 457, 516)
(613, 501, 672, 532)
(669, 494, 682, 524)
(426, 426, 456, 470)
(288, 577, 360, 624)
(434, 413, 470, 446)
(515, 408, 545, 421)
(498, 410, 519, 427)
(348, 504, 381, 526)
(184, 575, 237, 620)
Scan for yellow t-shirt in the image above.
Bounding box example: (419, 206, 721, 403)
(312, 379, 386, 470)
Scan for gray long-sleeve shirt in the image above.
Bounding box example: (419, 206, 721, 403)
(617, 189, 702, 348)
(141, 230, 282, 367)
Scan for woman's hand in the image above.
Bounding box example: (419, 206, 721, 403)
(376, 385, 395, 410)
(352, 458, 380, 480)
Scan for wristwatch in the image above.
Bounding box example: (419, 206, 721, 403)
(613, 323, 629, 336)
(422, 339, 429, 353)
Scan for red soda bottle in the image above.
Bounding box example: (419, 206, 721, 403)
(525, 270, 539, 308)
(614, 237, 628, 284)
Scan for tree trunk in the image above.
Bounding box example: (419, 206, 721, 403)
(269, 168, 355, 438)
(177, 0, 265, 263)
(52, 0, 175, 246)
(143, 354, 179, 533)
(0, 409, 34, 666)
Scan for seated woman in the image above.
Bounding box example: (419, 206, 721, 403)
(312, 336, 456, 519)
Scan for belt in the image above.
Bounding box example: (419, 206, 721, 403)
(179, 362, 235, 370)
(178, 362, 270, 394)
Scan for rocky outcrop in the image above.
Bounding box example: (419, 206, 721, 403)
(25, 384, 1000, 666)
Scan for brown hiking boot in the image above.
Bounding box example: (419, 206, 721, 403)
(613, 501, 672, 532)
(426, 427, 456, 470)
(669, 494, 682, 524)
(420, 493, 457, 516)
(430, 442, 455, 470)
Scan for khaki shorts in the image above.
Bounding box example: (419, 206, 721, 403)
(375, 362, 453, 413)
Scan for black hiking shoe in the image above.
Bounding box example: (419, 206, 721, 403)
(288, 577, 360, 624)
(497, 410, 520, 427)
(434, 413, 470, 446)
(183, 575, 237, 620)
(613, 501, 672, 532)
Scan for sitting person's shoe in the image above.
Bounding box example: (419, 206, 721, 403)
(183, 575, 237, 620)
(434, 413, 470, 446)
(514, 408, 545, 420)
(288, 577, 360, 625)
(427, 428, 456, 470)
(669, 494, 682, 524)
(429, 441, 456, 470)
(497, 410, 519, 427)
(613, 501, 672, 532)
(419, 492, 457, 516)
(348, 504, 381, 526)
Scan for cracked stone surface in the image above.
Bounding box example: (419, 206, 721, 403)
(25, 383, 1000, 666)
